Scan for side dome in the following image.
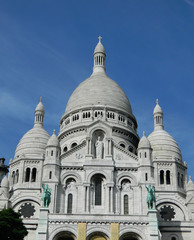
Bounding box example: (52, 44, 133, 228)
(138, 132, 151, 149)
(47, 130, 60, 147)
(14, 98, 50, 158)
(15, 127, 50, 158)
(148, 129, 182, 160)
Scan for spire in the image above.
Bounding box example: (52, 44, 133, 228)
(93, 36, 106, 74)
(34, 97, 45, 127)
(153, 99, 164, 131)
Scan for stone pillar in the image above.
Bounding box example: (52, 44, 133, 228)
(148, 209, 160, 240)
(77, 223, 87, 240)
(36, 208, 49, 240)
(110, 223, 119, 240)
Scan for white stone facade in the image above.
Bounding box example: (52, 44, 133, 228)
(0, 38, 194, 240)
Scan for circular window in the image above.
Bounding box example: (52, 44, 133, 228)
(19, 203, 35, 218)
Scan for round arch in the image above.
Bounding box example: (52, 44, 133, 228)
(116, 172, 137, 186)
(12, 196, 41, 209)
(61, 171, 82, 185)
(49, 226, 77, 240)
(119, 227, 147, 240)
(88, 125, 111, 139)
(156, 198, 189, 221)
(86, 170, 109, 183)
(87, 227, 110, 240)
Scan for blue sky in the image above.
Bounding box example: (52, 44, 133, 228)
(0, 0, 194, 178)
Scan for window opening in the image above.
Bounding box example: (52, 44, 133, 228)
(166, 170, 171, 185)
(31, 168, 37, 182)
(124, 195, 129, 214)
(95, 178, 102, 205)
(160, 170, 164, 184)
(25, 168, 31, 182)
(67, 194, 73, 214)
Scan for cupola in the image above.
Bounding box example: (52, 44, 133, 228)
(34, 97, 45, 127)
(93, 36, 106, 74)
(153, 99, 163, 131)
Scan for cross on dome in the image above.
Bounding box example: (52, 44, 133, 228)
(98, 36, 102, 42)
(40, 97, 42, 102)
(156, 99, 159, 105)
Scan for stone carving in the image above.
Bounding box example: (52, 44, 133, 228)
(116, 154, 123, 160)
(146, 185, 155, 209)
(95, 136, 103, 159)
(75, 153, 83, 159)
(42, 184, 51, 208)
(19, 203, 35, 218)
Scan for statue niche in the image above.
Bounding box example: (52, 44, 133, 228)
(93, 130, 105, 159)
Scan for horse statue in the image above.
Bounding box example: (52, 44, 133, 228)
(146, 185, 155, 210)
(42, 184, 51, 208)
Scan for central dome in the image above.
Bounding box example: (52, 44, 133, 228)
(65, 37, 133, 117)
(65, 71, 132, 115)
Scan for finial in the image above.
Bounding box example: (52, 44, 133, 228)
(98, 36, 102, 43)
(156, 99, 159, 105)
(40, 97, 42, 103)
(189, 176, 192, 181)
(53, 129, 56, 135)
(143, 131, 146, 137)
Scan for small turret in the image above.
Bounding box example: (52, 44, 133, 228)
(93, 36, 106, 74)
(0, 158, 8, 184)
(138, 132, 153, 183)
(34, 97, 45, 127)
(153, 99, 163, 131)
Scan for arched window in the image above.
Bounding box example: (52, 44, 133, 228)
(124, 195, 129, 215)
(71, 142, 77, 149)
(49, 171, 52, 179)
(145, 173, 148, 181)
(63, 146, 68, 152)
(25, 168, 31, 182)
(16, 170, 19, 183)
(178, 172, 180, 187)
(12, 171, 15, 184)
(181, 174, 184, 188)
(160, 170, 164, 184)
(139, 152, 141, 158)
(51, 150, 53, 156)
(95, 178, 102, 205)
(120, 143, 125, 148)
(166, 170, 171, 185)
(31, 168, 37, 182)
(129, 146, 133, 152)
(145, 152, 147, 158)
(67, 194, 73, 214)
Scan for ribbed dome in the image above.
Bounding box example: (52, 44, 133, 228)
(148, 129, 182, 161)
(1, 176, 9, 188)
(138, 132, 151, 149)
(94, 41, 105, 54)
(15, 126, 50, 158)
(65, 72, 133, 115)
(35, 97, 45, 113)
(47, 130, 60, 147)
(153, 99, 162, 115)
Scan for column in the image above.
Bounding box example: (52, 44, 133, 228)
(36, 208, 49, 240)
(148, 209, 160, 240)
(110, 223, 119, 240)
(110, 186, 113, 213)
(77, 223, 87, 240)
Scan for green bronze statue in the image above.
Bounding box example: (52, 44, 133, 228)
(146, 185, 155, 209)
(42, 184, 51, 208)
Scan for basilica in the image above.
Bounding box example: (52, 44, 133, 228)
(0, 38, 194, 240)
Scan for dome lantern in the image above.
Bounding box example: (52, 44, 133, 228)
(153, 99, 163, 131)
(34, 97, 45, 127)
(93, 36, 106, 74)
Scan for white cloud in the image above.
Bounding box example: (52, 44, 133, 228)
(184, 0, 194, 6)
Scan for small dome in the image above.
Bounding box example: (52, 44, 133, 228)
(15, 126, 50, 158)
(1, 176, 9, 188)
(138, 132, 151, 149)
(35, 97, 45, 113)
(148, 129, 182, 161)
(94, 36, 106, 55)
(186, 176, 194, 192)
(47, 130, 60, 147)
(153, 99, 163, 115)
